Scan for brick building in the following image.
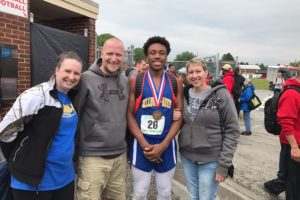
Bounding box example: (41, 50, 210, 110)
(0, 0, 99, 117)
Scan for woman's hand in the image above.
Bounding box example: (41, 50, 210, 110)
(215, 174, 226, 183)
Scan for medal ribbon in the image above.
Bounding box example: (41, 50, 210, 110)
(147, 71, 166, 108)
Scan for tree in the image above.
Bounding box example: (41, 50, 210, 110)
(239, 62, 249, 65)
(174, 51, 196, 61)
(259, 63, 267, 70)
(289, 60, 300, 66)
(133, 48, 146, 62)
(221, 53, 235, 61)
(97, 33, 114, 48)
(173, 51, 196, 70)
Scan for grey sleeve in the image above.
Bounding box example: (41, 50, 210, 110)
(216, 89, 240, 176)
(73, 76, 88, 118)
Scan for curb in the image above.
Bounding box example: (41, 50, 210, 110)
(218, 179, 264, 200)
(172, 178, 265, 200)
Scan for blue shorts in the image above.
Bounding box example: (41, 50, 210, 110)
(130, 137, 177, 173)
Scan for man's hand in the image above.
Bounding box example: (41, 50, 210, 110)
(143, 143, 166, 163)
(291, 147, 300, 163)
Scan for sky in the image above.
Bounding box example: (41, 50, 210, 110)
(94, 0, 300, 65)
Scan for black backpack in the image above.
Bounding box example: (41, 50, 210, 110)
(212, 74, 241, 103)
(264, 85, 300, 135)
(231, 74, 243, 103)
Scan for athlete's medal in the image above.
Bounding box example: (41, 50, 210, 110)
(147, 71, 166, 121)
(152, 110, 162, 121)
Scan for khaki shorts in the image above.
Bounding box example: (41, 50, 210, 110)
(76, 152, 127, 200)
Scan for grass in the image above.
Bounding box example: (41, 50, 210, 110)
(250, 78, 269, 90)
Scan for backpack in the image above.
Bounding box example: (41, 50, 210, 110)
(231, 74, 243, 103)
(264, 85, 300, 135)
(134, 72, 177, 112)
(211, 74, 241, 103)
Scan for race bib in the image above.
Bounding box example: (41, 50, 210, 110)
(141, 115, 165, 135)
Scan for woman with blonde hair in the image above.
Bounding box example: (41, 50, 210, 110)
(175, 57, 240, 200)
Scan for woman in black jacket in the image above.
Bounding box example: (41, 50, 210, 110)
(0, 51, 82, 200)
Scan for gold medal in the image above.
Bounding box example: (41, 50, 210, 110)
(152, 110, 162, 121)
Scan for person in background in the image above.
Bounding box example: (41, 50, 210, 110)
(233, 67, 245, 116)
(221, 64, 235, 96)
(273, 72, 284, 94)
(263, 144, 287, 195)
(277, 65, 300, 200)
(127, 36, 183, 200)
(179, 73, 189, 87)
(240, 79, 255, 136)
(0, 51, 82, 200)
(263, 66, 297, 196)
(167, 63, 178, 77)
(176, 58, 239, 200)
(205, 73, 213, 86)
(128, 59, 147, 79)
(75, 37, 129, 200)
(125, 67, 134, 77)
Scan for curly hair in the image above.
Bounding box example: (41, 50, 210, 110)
(143, 36, 171, 56)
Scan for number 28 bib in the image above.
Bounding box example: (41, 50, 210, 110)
(140, 115, 165, 135)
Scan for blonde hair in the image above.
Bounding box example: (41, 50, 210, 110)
(244, 79, 252, 85)
(186, 57, 207, 73)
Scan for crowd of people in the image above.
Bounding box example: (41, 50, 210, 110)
(0, 35, 299, 200)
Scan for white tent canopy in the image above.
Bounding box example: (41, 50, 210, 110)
(239, 65, 260, 70)
(178, 67, 186, 74)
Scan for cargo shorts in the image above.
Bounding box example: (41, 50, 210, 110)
(76, 152, 127, 200)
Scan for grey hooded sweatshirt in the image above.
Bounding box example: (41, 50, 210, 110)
(179, 85, 240, 176)
(74, 59, 129, 156)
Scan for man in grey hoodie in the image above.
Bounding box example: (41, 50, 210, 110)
(75, 37, 129, 200)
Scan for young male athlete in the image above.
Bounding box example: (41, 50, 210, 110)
(127, 36, 183, 200)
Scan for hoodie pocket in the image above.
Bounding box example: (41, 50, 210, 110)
(190, 127, 212, 149)
(179, 125, 211, 150)
(84, 122, 126, 148)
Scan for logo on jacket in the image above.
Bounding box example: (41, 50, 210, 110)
(99, 83, 125, 101)
(200, 96, 223, 111)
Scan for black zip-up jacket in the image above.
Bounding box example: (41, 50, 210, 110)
(0, 77, 77, 186)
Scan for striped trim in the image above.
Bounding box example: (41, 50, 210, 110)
(132, 138, 137, 165)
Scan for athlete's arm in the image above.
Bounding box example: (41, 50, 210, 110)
(127, 78, 151, 152)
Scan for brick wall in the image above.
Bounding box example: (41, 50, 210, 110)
(0, 10, 96, 119)
(0, 11, 30, 117)
(40, 17, 96, 66)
